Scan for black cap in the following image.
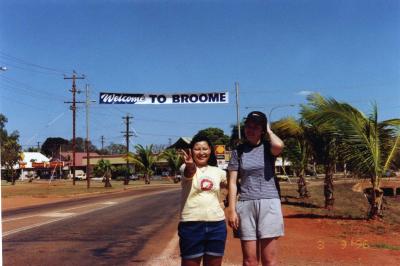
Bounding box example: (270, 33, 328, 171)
(245, 111, 267, 130)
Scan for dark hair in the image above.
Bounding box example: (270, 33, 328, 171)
(189, 133, 218, 167)
(245, 111, 267, 133)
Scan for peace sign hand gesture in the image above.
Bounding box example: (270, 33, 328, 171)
(181, 148, 194, 165)
(181, 149, 196, 179)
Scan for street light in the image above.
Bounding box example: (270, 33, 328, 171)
(244, 104, 296, 121)
(268, 104, 296, 121)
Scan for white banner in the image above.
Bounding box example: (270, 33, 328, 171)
(99, 92, 229, 105)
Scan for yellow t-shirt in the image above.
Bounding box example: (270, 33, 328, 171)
(180, 165, 227, 221)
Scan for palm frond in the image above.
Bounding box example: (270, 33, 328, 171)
(383, 134, 400, 172)
(303, 93, 385, 177)
(273, 117, 304, 138)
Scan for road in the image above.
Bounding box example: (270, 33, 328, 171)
(2, 187, 181, 266)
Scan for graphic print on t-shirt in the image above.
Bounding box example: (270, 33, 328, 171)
(196, 175, 215, 191)
(200, 178, 213, 191)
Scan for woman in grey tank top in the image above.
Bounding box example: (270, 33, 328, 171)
(227, 111, 285, 266)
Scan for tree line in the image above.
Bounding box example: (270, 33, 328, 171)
(2, 93, 399, 219)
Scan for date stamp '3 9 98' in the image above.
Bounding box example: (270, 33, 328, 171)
(317, 238, 369, 250)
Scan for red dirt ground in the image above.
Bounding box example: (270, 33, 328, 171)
(276, 207, 400, 266)
(3, 196, 399, 265)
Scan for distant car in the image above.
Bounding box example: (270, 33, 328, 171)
(161, 171, 169, 177)
(130, 174, 139, 180)
(68, 170, 86, 180)
(76, 172, 86, 181)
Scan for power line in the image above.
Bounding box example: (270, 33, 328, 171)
(135, 131, 181, 138)
(0, 76, 65, 101)
(0, 61, 64, 76)
(0, 94, 55, 112)
(0, 51, 69, 74)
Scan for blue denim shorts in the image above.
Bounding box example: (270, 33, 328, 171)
(178, 220, 227, 259)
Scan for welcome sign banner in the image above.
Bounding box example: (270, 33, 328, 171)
(99, 92, 229, 105)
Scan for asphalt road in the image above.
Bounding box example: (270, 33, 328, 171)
(2, 187, 181, 266)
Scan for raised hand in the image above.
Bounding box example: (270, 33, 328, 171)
(180, 148, 196, 179)
(181, 148, 194, 165)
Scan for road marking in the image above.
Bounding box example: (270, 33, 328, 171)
(3, 217, 71, 237)
(3, 188, 179, 237)
(2, 203, 117, 237)
(102, 201, 117, 205)
(4, 199, 127, 223)
(39, 212, 75, 218)
(143, 234, 180, 266)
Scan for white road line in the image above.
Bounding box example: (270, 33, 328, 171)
(143, 233, 180, 266)
(102, 201, 117, 205)
(2, 189, 175, 223)
(3, 202, 118, 237)
(2, 202, 111, 222)
(3, 189, 179, 237)
(39, 212, 75, 218)
(3, 217, 70, 237)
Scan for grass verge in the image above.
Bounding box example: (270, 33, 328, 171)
(1, 179, 177, 198)
(370, 243, 400, 251)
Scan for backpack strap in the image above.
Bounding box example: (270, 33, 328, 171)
(235, 143, 245, 193)
(263, 141, 282, 199)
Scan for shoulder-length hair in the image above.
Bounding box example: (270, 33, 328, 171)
(189, 133, 218, 167)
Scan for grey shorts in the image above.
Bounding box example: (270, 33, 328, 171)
(236, 198, 284, 240)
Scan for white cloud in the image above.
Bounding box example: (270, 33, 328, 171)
(297, 90, 315, 96)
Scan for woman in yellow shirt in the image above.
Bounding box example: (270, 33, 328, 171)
(179, 134, 227, 266)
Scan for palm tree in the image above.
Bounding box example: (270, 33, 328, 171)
(95, 159, 113, 188)
(304, 93, 400, 219)
(273, 118, 312, 198)
(131, 144, 157, 184)
(303, 124, 339, 209)
(161, 149, 183, 182)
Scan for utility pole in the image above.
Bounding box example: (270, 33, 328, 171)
(235, 82, 241, 140)
(122, 115, 133, 185)
(64, 71, 85, 186)
(101, 136, 105, 151)
(85, 84, 95, 189)
(59, 145, 62, 179)
(100, 135, 105, 161)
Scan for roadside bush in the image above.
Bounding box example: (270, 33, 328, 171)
(93, 164, 106, 177)
(115, 176, 125, 181)
(111, 165, 132, 179)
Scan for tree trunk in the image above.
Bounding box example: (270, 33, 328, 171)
(324, 164, 335, 209)
(297, 170, 309, 198)
(144, 173, 150, 184)
(10, 169, 16, 185)
(104, 171, 112, 188)
(366, 177, 384, 219)
(282, 157, 288, 176)
(124, 176, 129, 185)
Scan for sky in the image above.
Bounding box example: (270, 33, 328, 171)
(1, 0, 399, 151)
